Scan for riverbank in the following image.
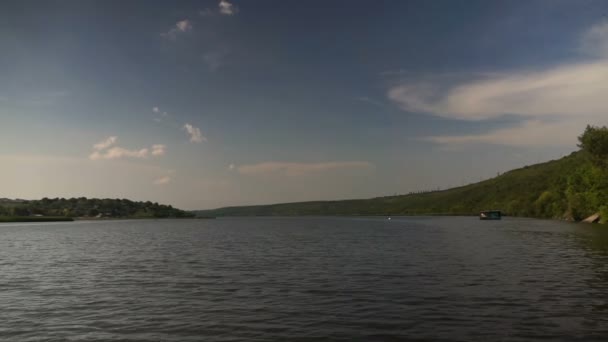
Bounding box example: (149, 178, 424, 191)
(72, 216, 209, 221)
(0, 216, 74, 223)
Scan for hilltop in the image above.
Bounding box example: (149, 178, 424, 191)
(198, 126, 608, 222)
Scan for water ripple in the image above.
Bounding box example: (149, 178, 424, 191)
(1, 217, 608, 341)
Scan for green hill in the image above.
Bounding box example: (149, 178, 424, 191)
(199, 126, 608, 222)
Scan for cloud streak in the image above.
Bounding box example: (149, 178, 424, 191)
(151, 144, 166, 156)
(425, 120, 581, 147)
(219, 0, 237, 15)
(93, 136, 118, 151)
(89, 137, 166, 160)
(581, 22, 608, 57)
(152, 106, 170, 123)
(237, 161, 373, 176)
(161, 19, 192, 40)
(183, 124, 206, 143)
(153, 176, 171, 185)
(387, 21, 608, 147)
(89, 147, 149, 160)
(388, 61, 608, 121)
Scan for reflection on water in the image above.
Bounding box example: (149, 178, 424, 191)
(1, 217, 608, 341)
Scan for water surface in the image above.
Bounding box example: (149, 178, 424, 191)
(1, 217, 608, 341)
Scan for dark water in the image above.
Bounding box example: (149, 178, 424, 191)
(1, 217, 608, 341)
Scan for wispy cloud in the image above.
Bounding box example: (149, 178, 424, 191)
(581, 21, 608, 57)
(152, 106, 170, 123)
(199, 8, 215, 17)
(387, 21, 608, 147)
(183, 123, 206, 143)
(199, 1, 238, 17)
(219, 0, 237, 15)
(89, 137, 166, 160)
(153, 176, 171, 185)
(237, 161, 373, 176)
(161, 19, 193, 40)
(357, 96, 384, 107)
(89, 147, 149, 160)
(425, 120, 580, 147)
(176, 20, 192, 32)
(387, 61, 608, 121)
(228, 163, 235, 171)
(151, 144, 166, 156)
(203, 51, 227, 71)
(93, 136, 118, 151)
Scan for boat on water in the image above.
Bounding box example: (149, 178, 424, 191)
(480, 210, 501, 220)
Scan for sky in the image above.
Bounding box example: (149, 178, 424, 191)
(1, 0, 608, 210)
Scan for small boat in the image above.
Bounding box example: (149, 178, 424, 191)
(480, 210, 501, 220)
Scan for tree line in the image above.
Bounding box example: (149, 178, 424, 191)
(0, 197, 194, 218)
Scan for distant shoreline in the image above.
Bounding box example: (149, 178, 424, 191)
(0, 216, 74, 223)
(0, 216, 215, 223)
(72, 216, 211, 221)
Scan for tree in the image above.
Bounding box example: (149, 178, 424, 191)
(11, 206, 30, 216)
(578, 125, 608, 169)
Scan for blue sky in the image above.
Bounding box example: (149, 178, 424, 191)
(1, 0, 607, 209)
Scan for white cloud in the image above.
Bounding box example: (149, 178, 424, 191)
(89, 137, 166, 160)
(176, 20, 192, 32)
(219, 0, 237, 15)
(93, 136, 118, 151)
(387, 61, 608, 120)
(153, 176, 171, 185)
(152, 107, 159, 113)
(228, 163, 235, 171)
(237, 161, 373, 176)
(161, 19, 193, 40)
(89, 147, 149, 160)
(151, 144, 166, 156)
(387, 21, 608, 147)
(198, 2, 238, 18)
(183, 123, 206, 143)
(425, 120, 582, 147)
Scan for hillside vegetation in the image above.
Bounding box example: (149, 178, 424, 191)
(200, 126, 608, 222)
(0, 198, 194, 219)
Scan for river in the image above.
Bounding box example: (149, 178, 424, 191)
(1, 217, 607, 341)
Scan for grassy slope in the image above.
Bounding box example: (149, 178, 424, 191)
(199, 152, 585, 218)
